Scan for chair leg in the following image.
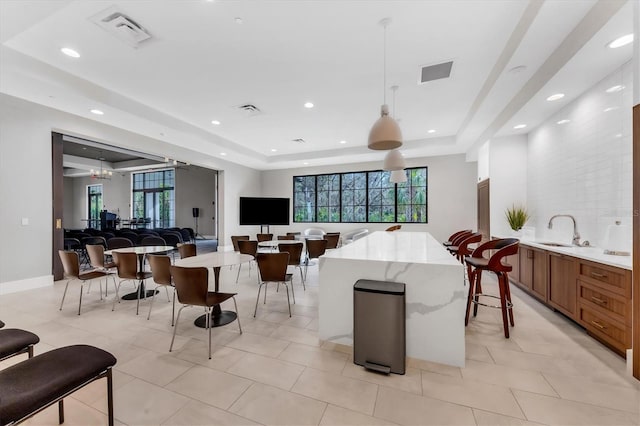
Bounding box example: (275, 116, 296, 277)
(59, 279, 71, 311)
(264, 282, 268, 304)
(206, 307, 212, 359)
(165, 286, 171, 302)
(78, 282, 84, 315)
(236, 263, 242, 283)
(147, 285, 157, 320)
(498, 274, 510, 338)
(473, 270, 483, 317)
(171, 289, 176, 326)
(505, 273, 515, 326)
(170, 305, 186, 352)
(283, 283, 292, 317)
(112, 280, 123, 311)
(465, 269, 476, 326)
(254, 283, 264, 317)
(232, 297, 242, 334)
(299, 266, 305, 289)
(289, 278, 295, 304)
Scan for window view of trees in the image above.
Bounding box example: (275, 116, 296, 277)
(132, 169, 175, 228)
(293, 167, 427, 223)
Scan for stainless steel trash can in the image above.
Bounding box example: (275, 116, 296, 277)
(353, 279, 406, 375)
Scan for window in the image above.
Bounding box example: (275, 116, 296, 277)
(293, 167, 427, 223)
(132, 169, 175, 228)
(87, 184, 102, 229)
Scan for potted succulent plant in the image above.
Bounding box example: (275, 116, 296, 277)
(505, 204, 530, 233)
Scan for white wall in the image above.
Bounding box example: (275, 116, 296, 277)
(488, 135, 528, 237)
(0, 93, 261, 286)
(260, 154, 477, 243)
(65, 173, 130, 230)
(528, 61, 633, 248)
(175, 166, 217, 236)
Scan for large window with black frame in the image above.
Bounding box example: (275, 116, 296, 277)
(293, 167, 427, 223)
(132, 169, 175, 228)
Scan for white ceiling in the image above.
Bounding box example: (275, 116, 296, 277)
(0, 0, 634, 171)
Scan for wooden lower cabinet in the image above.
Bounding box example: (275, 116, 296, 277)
(517, 246, 547, 302)
(548, 253, 578, 320)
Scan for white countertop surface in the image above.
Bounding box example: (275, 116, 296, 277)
(517, 238, 632, 270)
(322, 231, 460, 266)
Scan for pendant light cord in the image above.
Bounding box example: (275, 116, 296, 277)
(383, 22, 387, 105)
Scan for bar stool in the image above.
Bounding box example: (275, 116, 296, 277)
(443, 229, 472, 247)
(464, 238, 520, 338)
(447, 232, 482, 263)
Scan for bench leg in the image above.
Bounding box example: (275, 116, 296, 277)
(58, 399, 64, 424)
(28, 344, 34, 358)
(107, 368, 114, 426)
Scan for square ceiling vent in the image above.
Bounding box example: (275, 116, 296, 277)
(419, 61, 453, 84)
(90, 6, 151, 48)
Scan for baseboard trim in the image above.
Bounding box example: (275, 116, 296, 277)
(0, 275, 54, 295)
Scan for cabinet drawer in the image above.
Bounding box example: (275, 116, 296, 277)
(578, 307, 630, 354)
(578, 281, 629, 325)
(578, 262, 630, 297)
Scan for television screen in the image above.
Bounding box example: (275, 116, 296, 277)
(239, 197, 290, 225)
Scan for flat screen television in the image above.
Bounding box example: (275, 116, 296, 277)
(239, 197, 290, 225)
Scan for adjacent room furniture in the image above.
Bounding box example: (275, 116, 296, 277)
(385, 225, 402, 231)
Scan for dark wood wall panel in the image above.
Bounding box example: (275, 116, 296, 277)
(633, 104, 639, 380)
(477, 179, 490, 242)
(52, 132, 64, 280)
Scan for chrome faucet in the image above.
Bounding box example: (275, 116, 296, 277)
(548, 214, 581, 246)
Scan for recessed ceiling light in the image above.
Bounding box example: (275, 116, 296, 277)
(90, 109, 104, 115)
(607, 33, 633, 49)
(605, 85, 624, 93)
(220, 152, 227, 156)
(557, 119, 570, 125)
(304, 102, 314, 109)
(546, 93, 565, 101)
(211, 120, 221, 125)
(303, 162, 309, 165)
(427, 129, 436, 134)
(603, 106, 619, 112)
(60, 47, 80, 58)
(339, 140, 347, 144)
(615, 133, 622, 138)
(271, 148, 278, 152)
(513, 124, 527, 129)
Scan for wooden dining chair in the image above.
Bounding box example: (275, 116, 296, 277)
(177, 243, 197, 259)
(255, 252, 294, 317)
(278, 242, 305, 289)
(147, 255, 175, 325)
(256, 233, 273, 242)
(236, 240, 258, 283)
(111, 251, 152, 315)
(305, 238, 328, 280)
(58, 250, 109, 315)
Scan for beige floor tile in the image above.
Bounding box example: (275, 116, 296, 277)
(229, 382, 327, 425)
(342, 362, 422, 395)
(374, 385, 476, 425)
(94, 378, 189, 425)
(421, 370, 525, 419)
(122, 326, 191, 353)
(488, 346, 578, 376)
(465, 341, 495, 363)
(461, 359, 558, 396)
(291, 367, 378, 415)
(72, 370, 136, 406)
(240, 317, 280, 336)
(24, 397, 125, 426)
(226, 332, 290, 357)
(320, 404, 398, 426)
(543, 372, 640, 413)
(117, 350, 194, 386)
(270, 324, 321, 346)
(472, 409, 546, 425)
(305, 317, 319, 331)
(227, 352, 305, 390)
(163, 399, 259, 425)
(165, 365, 252, 409)
(171, 339, 247, 370)
(263, 311, 314, 328)
(407, 357, 462, 378)
(513, 389, 640, 425)
(278, 342, 348, 373)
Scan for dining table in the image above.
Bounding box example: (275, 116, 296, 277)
(105, 245, 174, 300)
(175, 251, 254, 328)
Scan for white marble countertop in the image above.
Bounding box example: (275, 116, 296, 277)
(517, 238, 631, 270)
(322, 231, 460, 266)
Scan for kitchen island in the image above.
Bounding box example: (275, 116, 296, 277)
(318, 231, 466, 367)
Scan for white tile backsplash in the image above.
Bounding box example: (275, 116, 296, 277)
(528, 61, 632, 249)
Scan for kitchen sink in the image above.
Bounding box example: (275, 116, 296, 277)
(533, 241, 572, 247)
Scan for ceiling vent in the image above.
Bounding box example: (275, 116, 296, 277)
(235, 103, 262, 116)
(419, 61, 453, 84)
(90, 7, 151, 48)
(292, 138, 306, 144)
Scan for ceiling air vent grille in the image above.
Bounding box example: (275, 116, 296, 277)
(292, 138, 306, 144)
(419, 61, 453, 84)
(90, 7, 151, 48)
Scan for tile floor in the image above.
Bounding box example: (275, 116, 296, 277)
(1, 260, 638, 425)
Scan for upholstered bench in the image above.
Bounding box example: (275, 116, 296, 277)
(0, 344, 117, 426)
(0, 329, 40, 362)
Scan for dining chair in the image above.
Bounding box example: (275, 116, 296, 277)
(107, 237, 133, 250)
(278, 242, 305, 289)
(86, 244, 117, 297)
(146, 255, 175, 325)
(325, 233, 340, 249)
(255, 252, 294, 318)
(256, 233, 273, 242)
(385, 225, 402, 231)
(177, 243, 197, 259)
(231, 235, 250, 252)
(277, 235, 295, 240)
(111, 251, 153, 315)
(304, 238, 328, 280)
(236, 240, 258, 283)
(58, 250, 109, 315)
(169, 265, 241, 359)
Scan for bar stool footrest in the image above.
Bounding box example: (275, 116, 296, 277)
(471, 293, 513, 310)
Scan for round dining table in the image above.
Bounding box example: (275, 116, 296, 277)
(105, 246, 174, 300)
(257, 239, 303, 250)
(175, 251, 254, 328)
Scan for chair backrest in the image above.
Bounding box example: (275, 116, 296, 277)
(177, 243, 197, 259)
(278, 242, 303, 265)
(277, 235, 295, 240)
(446, 229, 472, 243)
(120, 232, 138, 242)
(470, 238, 520, 272)
(162, 232, 182, 248)
(113, 251, 138, 280)
(141, 236, 166, 247)
(286, 232, 301, 238)
(148, 255, 172, 286)
(304, 228, 325, 238)
(179, 228, 192, 243)
(81, 236, 107, 248)
(256, 252, 289, 282)
(58, 250, 80, 279)
(64, 238, 81, 250)
(237, 240, 258, 257)
(86, 244, 106, 269)
(385, 225, 402, 232)
(100, 232, 116, 240)
(325, 233, 340, 249)
(256, 233, 273, 242)
(107, 237, 133, 250)
(170, 265, 209, 306)
(183, 227, 195, 241)
(456, 232, 483, 259)
(451, 230, 473, 246)
(231, 235, 250, 252)
(306, 239, 328, 259)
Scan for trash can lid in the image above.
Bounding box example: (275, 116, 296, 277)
(354, 279, 405, 295)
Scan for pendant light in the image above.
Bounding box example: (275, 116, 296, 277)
(368, 18, 403, 151)
(390, 169, 407, 183)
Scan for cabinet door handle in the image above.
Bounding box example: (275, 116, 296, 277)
(590, 296, 607, 305)
(590, 320, 606, 330)
(590, 272, 607, 279)
(527, 250, 534, 259)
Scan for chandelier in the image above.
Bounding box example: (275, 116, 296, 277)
(90, 157, 112, 180)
